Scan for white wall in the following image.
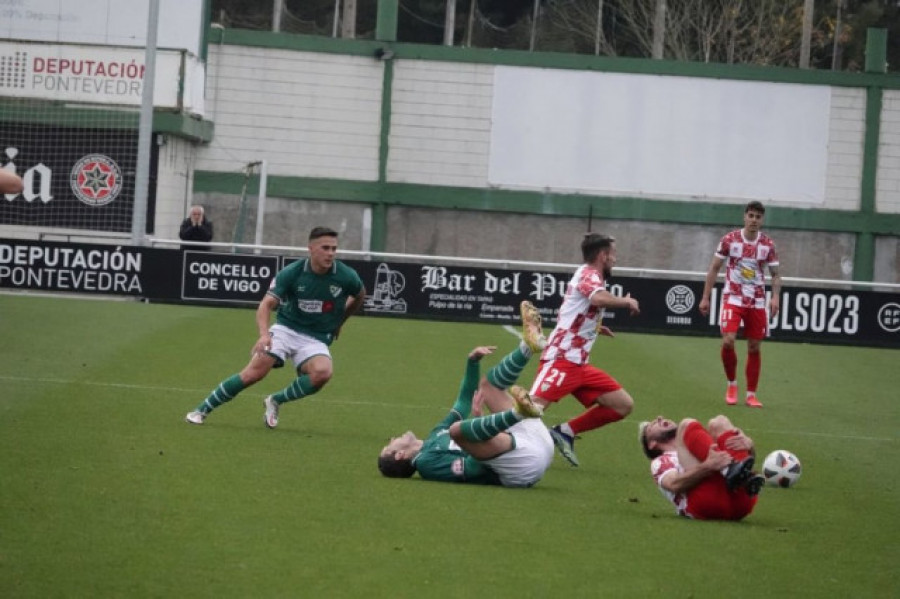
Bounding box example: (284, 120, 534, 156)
(1, 0, 205, 56)
(489, 68, 833, 206)
(877, 89, 900, 215)
(154, 137, 196, 242)
(826, 88, 866, 211)
(197, 45, 900, 214)
(387, 61, 493, 187)
(195, 46, 383, 181)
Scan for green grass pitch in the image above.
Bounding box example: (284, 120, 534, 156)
(1, 294, 897, 598)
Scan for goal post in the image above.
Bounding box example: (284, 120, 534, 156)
(231, 160, 268, 252)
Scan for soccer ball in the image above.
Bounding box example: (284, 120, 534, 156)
(763, 450, 802, 488)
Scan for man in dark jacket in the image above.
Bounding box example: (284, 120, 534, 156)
(179, 205, 213, 250)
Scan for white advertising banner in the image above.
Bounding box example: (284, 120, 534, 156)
(0, 41, 187, 110)
(489, 67, 831, 205)
(0, 0, 204, 56)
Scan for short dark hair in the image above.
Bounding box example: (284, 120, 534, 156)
(377, 454, 416, 478)
(582, 233, 615, 263)
(309, 226, 339, 241)
(745, 201, 765, 215)
(638, 422, 662, 460)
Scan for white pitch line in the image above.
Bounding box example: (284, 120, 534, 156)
(502, 324, 523, 340)
(743, 428, 897, 443)
(2, 374, 897, 442)
(0, 374, 430, 410)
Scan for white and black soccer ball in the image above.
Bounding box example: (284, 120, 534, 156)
(763, 450, 802, 488)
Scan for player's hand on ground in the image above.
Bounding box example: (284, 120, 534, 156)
(468, 346, 496, 361)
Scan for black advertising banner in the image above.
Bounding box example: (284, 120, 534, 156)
(1, 238, 897, 348)
(0, 238, 181, 298)
(355, 260, 564, 323)
(347, 259, 900, 348)
(0, 122, 151, 232)
(181, 251, 279, 303)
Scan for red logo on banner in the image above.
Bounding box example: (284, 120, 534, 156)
(69, 154, 122, 207)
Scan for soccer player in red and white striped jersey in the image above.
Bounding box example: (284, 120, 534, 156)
(699, 201, 782, 408)
(528, 233, 640, 467)
(639, 415, 763, 520)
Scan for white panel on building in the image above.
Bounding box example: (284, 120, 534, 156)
(489, 66, 831, 206)
(1, 0, 204, 56)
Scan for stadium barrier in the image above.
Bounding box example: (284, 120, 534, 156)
(1, 237, 898, 348)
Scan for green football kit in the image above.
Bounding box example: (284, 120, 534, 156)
(412, 346, 555, 487)
(269, 258, 364, 345)
(190, 256, 364, 417)
(413, 358, 502, 484)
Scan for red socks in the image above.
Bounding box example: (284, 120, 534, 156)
(683, 423, 750, 462)
(721, 346, 737, 381)
(746, 351, 761, 393)
(569, 405, 624, 435)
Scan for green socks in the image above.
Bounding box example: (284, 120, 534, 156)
(196, 373, 320, 413)
(458, 409, 522, 442)
(486, 343, 530, 390)
(196, 374, 245, 413)
(271, 375, 319, 404)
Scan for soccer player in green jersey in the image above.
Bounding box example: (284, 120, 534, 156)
(185, 226, 366, 428)
(378, 302, 554, 487)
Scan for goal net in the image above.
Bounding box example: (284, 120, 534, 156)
(0, 94, 144, 236)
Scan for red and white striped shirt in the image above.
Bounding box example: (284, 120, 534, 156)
(651, 450, 688, 516)
(714, 229, 779, 309)
(541, 264, 605, 365)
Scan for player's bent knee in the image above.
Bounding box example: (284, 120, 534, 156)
(707, 415, 733, 435)
(308, 369, 333, 386)
(448, 422, 464, 441)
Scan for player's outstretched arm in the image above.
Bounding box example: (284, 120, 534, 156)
(451, 346, 495, 418)
(660, 448, 731, 494)
(0, 170, 24, 194)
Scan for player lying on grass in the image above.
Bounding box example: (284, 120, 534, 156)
(378, 306, 553, 487)
(639, 414, 765, 520)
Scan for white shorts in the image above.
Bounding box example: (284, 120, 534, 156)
(268, 324, 331, 371)
(484, 419, 555, 488)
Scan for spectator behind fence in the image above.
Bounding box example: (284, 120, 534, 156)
(179, 205, 214, 250)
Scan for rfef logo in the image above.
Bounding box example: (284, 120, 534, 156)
(666, 284, 695, 315)
(69, 154, 122, 206)
(877, 303, 900, 333)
